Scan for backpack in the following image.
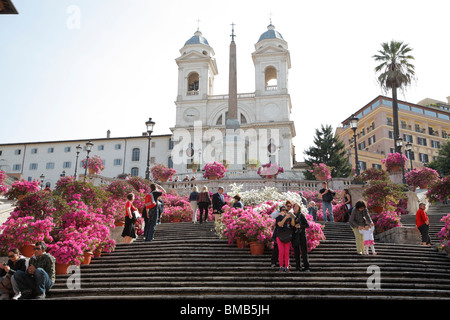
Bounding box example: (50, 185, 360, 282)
(146, 192, 156, 210)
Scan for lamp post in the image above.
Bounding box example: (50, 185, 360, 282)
(83, 140, 94, 181)
(349, 114, 360, 176)
(395, 137, 407, 185)
(74, 144, 82, 180)
(145, 118, 155, 180)
(405, 142, 413, 171)
(40, 174, 45, 190)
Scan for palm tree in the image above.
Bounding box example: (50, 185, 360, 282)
(373, 41, 415, 152)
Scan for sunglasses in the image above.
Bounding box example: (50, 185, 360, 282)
(8, 254, 16, 258)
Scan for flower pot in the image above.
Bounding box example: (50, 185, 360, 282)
(207, 176, 218, 180)
(20, 244, 35, 258)
(81, 251, 93, 265)
(372, 206, 383, 214)
(17, 194, 25, 202)
(93, 247, 102, 258)
(88, 168, 96, 175)
(315, 173, 328, 181)
(115, 220, 125, 227)
(173, 218, 180, 223)
(389, 165, 401, 173)
(249, 242, 265, 255)
(418, 182, 428, 189)
(55, 263, 70, 275)
(236, 239, 248, 248)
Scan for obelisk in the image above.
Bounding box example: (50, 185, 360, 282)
(224, 22, 244, 169)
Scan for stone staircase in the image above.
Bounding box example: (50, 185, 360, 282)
(47, 216, 450, 300)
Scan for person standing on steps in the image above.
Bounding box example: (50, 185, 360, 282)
(144, 184, 166, 242)
(342, 189, 352, 222)
(270, 201, 294, 268)
(212, 186, 226, 223)
(196, 186, 211, 224)
(275, 206, 295, 272)
(292, 203, 310, 271)
(349, 200, 373, 255)
(319, 181, 336, 222)
(122, 193, 138, 243)
(189, 186, 199, 223)
(416, 203, 431, 246)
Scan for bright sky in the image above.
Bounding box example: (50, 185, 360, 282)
(1, 0, 449, 162)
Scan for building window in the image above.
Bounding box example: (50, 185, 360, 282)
(46, 162, 55, 170)
(48, 147, 54, 153)
(240, 113, 248, 124)
(31, 148, 38, 154)
(132, 148, 140, 161)
(368, 135, 376, 145)
(359, 161, 367, 171)
(265, 66, 277, 90)
(29, 163, 38, 170)
(115, 144, 121, 150)
(15, 149, 21, 155)
(372, 164, 382, 169)
(386, 117, 393, 126)
(388, 131, 394, 139)
(168, 156, 173, 169)
(98, 145, 104, 151)
(406, 151, 415, 160)
(114, 159, 122, 166)
(63, 162, 71, 169)
(419, 153, 429, 163)
(187, 72, 199, 94)
(403, 134, 413, 143)
(417, 137, 427, 146)
(431, 140, 441, 149)
(169, 139, 174, 150)
(130, 167, 139, 177)
(64, 147, 71, 152)
(358, 141, 366, 150)
(13, 164, 21, 171)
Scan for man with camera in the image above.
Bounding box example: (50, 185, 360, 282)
(319, 181, 336, 222)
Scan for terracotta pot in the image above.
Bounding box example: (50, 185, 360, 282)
(207, 176, 218, 180)
(389, 165, 401, 172)
(249, 242, 265, 255)
(173, 218, 180, 223)
(55, 263, 70, 275)
(93, 247, 102, 258)
(115, 220, 125, 227)
(81, 251, 93, 265)
(17, 194, 25, 202)
(316, 173, 327, 181)
(88, 168, 96, 175)
(418, 183, 428, 189)
(236, 239, 248, 248)
(20, 244, 35, 258)
(372, 206, 383, 214)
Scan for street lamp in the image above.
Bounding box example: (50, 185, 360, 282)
(40, 174, 45, 190)
(349, 114, 360, 176)
(145, 118, 155, 180)
(83, 140, 94, 181)
(395, 137, 407, 184)
(74, 144, 82, 180)
(405, 142, 413, 171)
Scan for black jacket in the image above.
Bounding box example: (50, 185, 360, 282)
(212, 193, 226, 213)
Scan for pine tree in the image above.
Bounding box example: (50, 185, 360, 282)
(303, 124, 352, 180)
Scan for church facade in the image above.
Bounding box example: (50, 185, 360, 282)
(170, 23, 296, 173)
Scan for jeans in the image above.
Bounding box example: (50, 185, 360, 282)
(14, 268, 53, 296)
(322, 201, 334, 222)
(418, 224, 431, 244)
(144, 208, 158, 242)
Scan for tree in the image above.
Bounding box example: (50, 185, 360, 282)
(303, 124, 352, 179)
(373, 41, 415, 153)
(426, 139, 450, 177)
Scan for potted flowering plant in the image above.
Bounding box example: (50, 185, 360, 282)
(151, 163, 177, 182)
(309, 163, 332, 181)
(371, 210, 403, 234)
(245, 159, 260, 170)
(257, 163, 284, 179)
(0, 216, 55, 257)
(359, 168, 389, 182)
(81, 155, 105, 174)
(0, 170, 8, 195)
(426, 176, 450, 203)
(362, 179, 407, 213)
(381, 152, 407, 172)
(406, 167, 440, 189)
(5, 179, 40, 201)
(203, 161, 227, 180)
(436, 214, 450, 256)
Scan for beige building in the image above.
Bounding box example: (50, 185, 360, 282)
(336, 95, 450, 172)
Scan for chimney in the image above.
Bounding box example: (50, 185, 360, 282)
(107, 130, 111, 138)
(447, 96, 450, 105)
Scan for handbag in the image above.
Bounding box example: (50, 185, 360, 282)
(133, 210, 141, 220)
(277, 227, 293, 243)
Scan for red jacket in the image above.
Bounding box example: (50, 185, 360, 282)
(416, 208, 429, 227)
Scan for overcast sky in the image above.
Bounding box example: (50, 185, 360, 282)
(1, 0, 449, 162)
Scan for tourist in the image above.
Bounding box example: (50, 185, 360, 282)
(212, 186, 226, 222)
(232, 194, 243, 208)
(183, 175, 190, 181)
(122, 193, 138, 243)
(189, 186, 199, 223)
(144, 184, 166, 241)
(307, 201, 318, 222)
(298, 191, 307, 207)
(275, 206, 295, 272)
(14, 241, 55, 299)
(270, 200, 293, 267)
(292, 203, 310, 271)
(349, 200, 374, 255)
(342, 189, 352, 222)
(196, 186, 211, 224)
(0, 248, 26, 300)
(319, 181, 336, 222)
(359, 224, 376, 255)
(416, 203, 431, 246)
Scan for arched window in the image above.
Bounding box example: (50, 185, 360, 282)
(187, 72, 199, 95)
(265, 66, 277, 90)
(240, 113, 247, 124)
(132, 148, 140, 161)
(131, 167, 139, 177)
